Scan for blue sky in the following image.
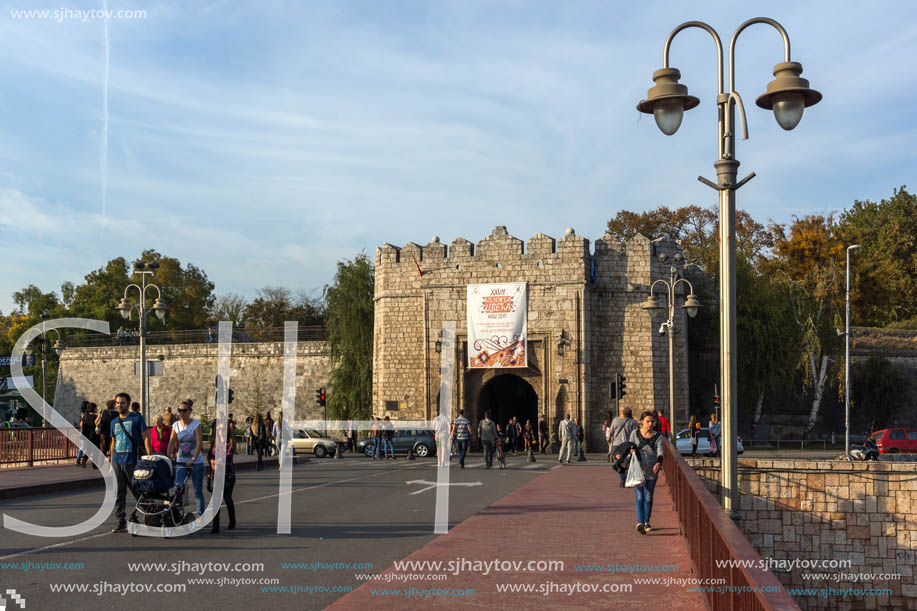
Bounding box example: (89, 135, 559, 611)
(1, 0, 915, 315)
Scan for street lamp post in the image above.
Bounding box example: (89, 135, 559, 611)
(641, 254, 701, 438)
(117, 261, 168, 423)
(636, 18, 821, 515)
(845, 244, 861, 457)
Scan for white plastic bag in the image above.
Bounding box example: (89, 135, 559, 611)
(625, 453, 645, 488)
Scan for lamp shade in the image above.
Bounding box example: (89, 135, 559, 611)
(641, 294, 663, 311)
(117, 297, 132, 320)
(755, 62, 821, 131)
(683, 293, 702, 318)
(152, 298, 169, 321)
(53, 340, 65, 355)
(637, 68, 700, 136)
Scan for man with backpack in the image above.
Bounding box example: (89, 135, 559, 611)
(109, 392, 151, 533)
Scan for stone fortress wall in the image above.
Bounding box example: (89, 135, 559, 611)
(54, 342, 330, 424)
(372, 225, 695, 447)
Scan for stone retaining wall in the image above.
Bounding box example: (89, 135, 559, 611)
(54, 342, 331, 423)
(688, 457, 917, 611)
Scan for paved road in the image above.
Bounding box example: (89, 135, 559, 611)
(0, 454, 556, 610)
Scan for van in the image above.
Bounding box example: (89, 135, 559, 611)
(871, 428, 917, 454)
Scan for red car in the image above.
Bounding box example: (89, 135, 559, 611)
(871, 428, 917, 454)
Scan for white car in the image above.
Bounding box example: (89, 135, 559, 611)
(674, 427, 744, 455)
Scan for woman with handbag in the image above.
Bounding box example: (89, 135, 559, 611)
(628, 410, 664, 535)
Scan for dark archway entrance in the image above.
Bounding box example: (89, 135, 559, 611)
(478, 374, 538, 434)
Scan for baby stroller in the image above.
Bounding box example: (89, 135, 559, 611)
(130, 455, 194, 528)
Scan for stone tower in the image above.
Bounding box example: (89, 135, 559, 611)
(372, 226, 691, 447)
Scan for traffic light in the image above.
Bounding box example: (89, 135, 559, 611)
(616, 373, 627, 400)
(714, 395, 720, 409)
(610, 378, 618, 399)
(315, 388, 326, 407)
(227, 388, 234, 404)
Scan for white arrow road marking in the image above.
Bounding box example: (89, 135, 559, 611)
(407, 480, 483, 495)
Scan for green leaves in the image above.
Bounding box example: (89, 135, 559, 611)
(323, 254, 374, 421)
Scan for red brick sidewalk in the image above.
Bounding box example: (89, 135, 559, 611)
(330, 463, 706, 610)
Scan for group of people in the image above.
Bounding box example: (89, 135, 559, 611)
(241, 412, 286, 470)
(115, 326, 140, 345)
(75, 396, 236, 535)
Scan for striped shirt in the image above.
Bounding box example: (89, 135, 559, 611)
(453, 417, 470, 440)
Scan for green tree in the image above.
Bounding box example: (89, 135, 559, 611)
(323, 254, 374, 421)
(210, 293, 249, 325)
(767, 215, 845, 436)
(838, 186, 917, 327)
(242, 287, 324, 332)
(851, 356, 910, 432)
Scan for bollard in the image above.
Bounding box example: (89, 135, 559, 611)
(408, 443, 416, 460)
(528, 444, 536, 463)
(335, 441, 342, 459)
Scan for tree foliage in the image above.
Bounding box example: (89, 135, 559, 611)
(851, 356, 910, 432)
(323, 254, 374, 421)
(211, 293, 249, 325)
(242, 287, 324, 331)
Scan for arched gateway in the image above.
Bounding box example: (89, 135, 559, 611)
(371, 226, 691, 449)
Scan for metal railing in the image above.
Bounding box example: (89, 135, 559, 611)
(0, 427, 78, 467)
(661, 438, 799, 611)
(743, 437, 865, 451)
(60, 326, 326, 348)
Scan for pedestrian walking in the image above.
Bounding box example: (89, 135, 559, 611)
(575, 418, 586, 460)
(244, 416, 253, 455)
(346, 419, 357, 454)
(506, 417, 518, 455)
(76, 401, 90, 466)
(610, 406, 639, 486)
(252, 413, 267, 469)
(688, 414, 699, 457)
(434, 413, 450, 467)
(264, 413, 275, 456)
(150, 415, 172, 455)
(603, 416, 613, 462)
(451, 409, 472, 468)
(495, 424, 507, 468)
(656, 410, 671, 440)
(708, 413, 721, 458)
(162, 406, 174, 427)
(273, 412, 290, 470)
(478, 411, 497, 468)
(78, 402, 99, 468)
(383, 416, 396, 459)
(524, 419, 535, 452)
(168, 399, 206, 518)
(109, 392, 150, 533)
(96, 399, 117, 458)
(630, 410, 664, 535)
(558, 414, 574, 464)
(538, 415, 549, 454)
(208, 418, 236, 534)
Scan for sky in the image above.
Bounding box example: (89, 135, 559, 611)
(1, 0, 915, 315)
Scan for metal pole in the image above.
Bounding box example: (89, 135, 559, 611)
(140, 276, 148, 424)
(718, 96, 740, 518)
(845, 244, 859, 457)
(668, 276, 675, 440)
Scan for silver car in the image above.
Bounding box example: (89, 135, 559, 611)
(289, 429, 339, 458)
(674, 427, 744, 455)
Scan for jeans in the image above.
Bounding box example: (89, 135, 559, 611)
(482, 440, 495, 467)
(372, 437, 381, 458)
(176, 462, 206, 517)
(113, 462, 137, 524)
(383, 438, 394, 458)
(455, 439, 469, 466)
(634, 477, 658, 524)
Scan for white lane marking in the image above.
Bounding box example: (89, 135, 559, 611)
(0, 532, 112, 561)
(522, 463, 542, 469)
(406, 480, 482, 495)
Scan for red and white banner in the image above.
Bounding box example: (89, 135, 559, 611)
(467, 283, 527, 368)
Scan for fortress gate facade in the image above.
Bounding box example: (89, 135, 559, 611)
(372, 226, 693, 448)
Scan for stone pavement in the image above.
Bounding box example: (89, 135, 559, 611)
(329, 462, 707, 610)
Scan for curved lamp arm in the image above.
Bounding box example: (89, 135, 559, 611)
(663, 21, 724, 95)
(728, 17, 791, 94)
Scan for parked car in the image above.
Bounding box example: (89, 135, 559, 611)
(357, 429, 436, 457)
(871, 428, 917, 454)
(674, 428, 744, 455)
(288, 429, 338, 458)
